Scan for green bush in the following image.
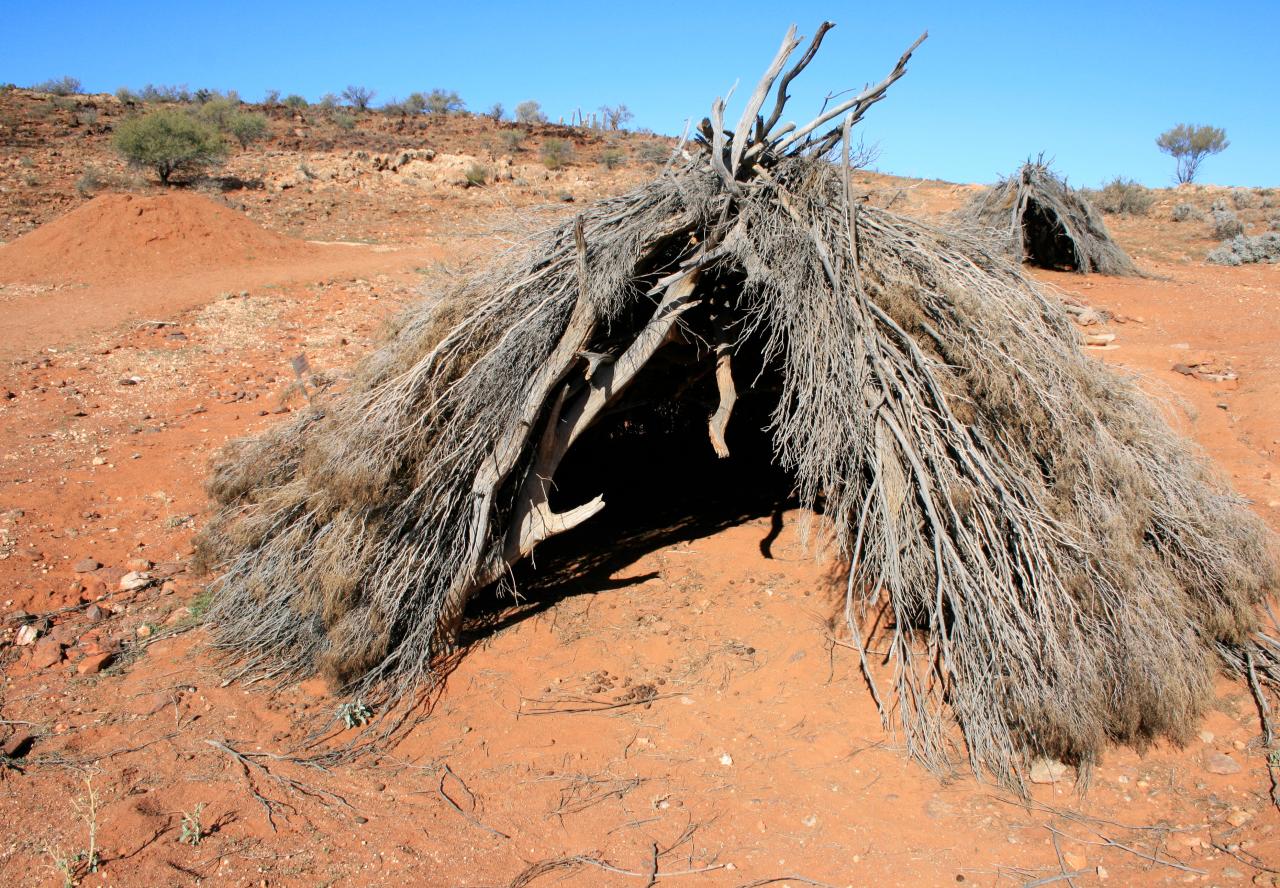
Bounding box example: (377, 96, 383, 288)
(115, 86, 140, 105)
(498, 129, 524, 154)
(332, 111, 356, 131)
(426, 89, 464, 114)
(197, 97, 240, 129)
(600, 147, 626, 170)
(1091, 177, 1155, 216)
(486, 103, 505, 122)
(138, 83, 192, 103)
(113, 109, 227, 184)
(464, 163, 489, 187)
(32, 76, 81, 95)
(227, 112, 269, 148)
(541, 137, 573, 169)
(283, 94, 308, 110)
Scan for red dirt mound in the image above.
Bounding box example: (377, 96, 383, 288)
(0, 191, 320, 285)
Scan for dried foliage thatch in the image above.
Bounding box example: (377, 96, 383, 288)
(195, 25, 1278, 784)
(961, 158, 1140, 276)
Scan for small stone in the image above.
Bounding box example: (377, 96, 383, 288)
(77, 651, 114, 675)
(1063, 852, 1087, 871)
(1172, 363, 1196, 376)
(1198, 730, 1215, 743)
(1096, 865, 1109, 881)
(91, 456, 107, 466)
(82, 576, 107, 598)
(1029, 758, 1068, 784)
(29, 637, 65, 669)
(354, 815, 369, 824)
(73, 558, 101, 573)
(84, 604, 107, 622)
(164, 606, 192, 626)
(125, 557, 152, 572)
(1227, 809, 1252, 828)
(1204, 751, 1242, 775)
(119, 571, 150, 591)
(136, 624, 152, 638)
(719, 753, 733, 766)
(14, 624, 38, 646)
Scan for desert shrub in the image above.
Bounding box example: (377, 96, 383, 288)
(1211, 208, 1244, 239)
(636, 141, 671, 165)
(515, 100, 547, 125)
(197, 97, 240, 129)
(425, 89, 464, 115)
(1231, 188, 1260, 210)
(1271, 216, 1280, 231)
(1156, 123, 1228, 184)
(600, 147, 626, 169)
(76, 109, 98, 127)
(598, 103, 634, 130)
(262, 89, 280, 108)
(226, 112, 268, 148)
(115, 87, 140, 105)
(540, 137, 573, 169)
(138, 83, 192, 103)
(76, 164, 105, 196)
(32, 76, 81, 96)
(486, 102, 504, 122)
(1206, 232, 1280, 266)
(1170, 202, 1204, 222)
(342, 85, 375, 111)
(283, 94, 308, 110)
(498, 129, 524, 154)
(1090, 177, 1154, 216)
(318, 93, 340, 110)
(51, 96, 76, 112)
(332, 111, 356, 131)
(113, 109, 227, 184)
(464, 163, 488, 187)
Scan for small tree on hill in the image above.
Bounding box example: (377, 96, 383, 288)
(515, 100, 547, 125)
(426, 89, 464, 114)
(598, 103, 634, 131)
(1156, 124, 1228, 184)
(342, 85, 375, 111)
(113, 109, 226, 184)
(32, 76, 81, 96)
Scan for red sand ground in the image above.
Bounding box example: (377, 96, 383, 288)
(0, 138, 1278, 886)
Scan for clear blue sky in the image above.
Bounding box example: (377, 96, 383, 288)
(8, 1, 1277, 187)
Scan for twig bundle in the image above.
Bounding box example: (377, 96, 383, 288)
(196, 24, 1276, 783)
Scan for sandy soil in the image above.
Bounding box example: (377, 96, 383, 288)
(1, 90, 1278, 887)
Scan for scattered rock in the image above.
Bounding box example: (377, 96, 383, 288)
(136, 624, 152, 638)
(1198, 729, 1215, 743)
(73, 557, 102, 573)
(29, 637, 65, 669)
(1063, 852, 1087, 871)
(1, 730, 35, 758)
(84, 604, 107, 622)
(125, 557, 152, 572)
(77, 651, 114, 675)
(119, 571, 150, 591)
(1204, 751, 1242, 775)
(1029, 758, 1068, 784)
(1226, 808, 1252, 827)
(14, 624, 38, 646)
(81, 576, 108, 599)
(1172, 363, 1195, 376)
